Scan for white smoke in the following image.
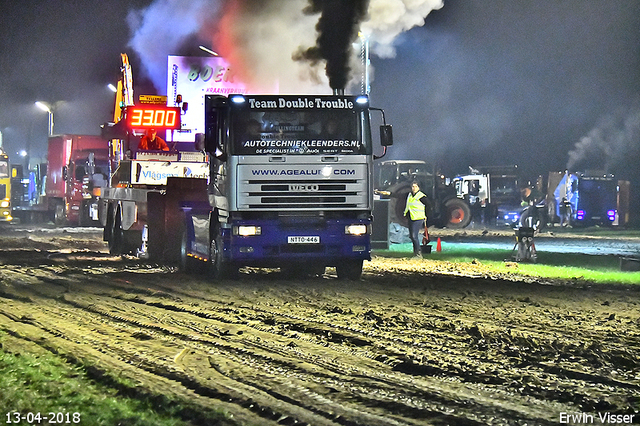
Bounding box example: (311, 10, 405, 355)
(567, 107, 640, 173)
(127, 0, 444, 93)
(219, 1, 328, 94)
(127, 0, 222, 92)
(363, 0, 444, 58)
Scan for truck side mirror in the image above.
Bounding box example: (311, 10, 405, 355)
(62, 165, 68, 181)
(380, 124, 393, 147)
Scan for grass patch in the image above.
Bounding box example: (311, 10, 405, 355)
(379, 242, 640, 285)
(0, 334, 218, 426)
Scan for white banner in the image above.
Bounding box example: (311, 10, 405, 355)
(167, 56, 248, 142)
(130, 160, 209, 185)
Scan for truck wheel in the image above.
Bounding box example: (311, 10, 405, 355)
(103, 204, 114, 242)
(336, 260, 363, 280)
(54, 202, 66, 226)
(209, 232, 238, 280)
(78, 202, 88, 227)
(444, 198, 472, 229)
(109, 209, 124, 255)
(180, 227, 201, 274)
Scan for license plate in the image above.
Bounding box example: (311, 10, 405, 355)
(288, 236, 320, 244)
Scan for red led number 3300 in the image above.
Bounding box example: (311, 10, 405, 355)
(127, 106, 181, 130)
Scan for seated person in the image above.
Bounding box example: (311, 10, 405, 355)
(138, 128, 169, 151)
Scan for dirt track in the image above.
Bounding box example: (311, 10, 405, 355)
(0, 227, 639, 425)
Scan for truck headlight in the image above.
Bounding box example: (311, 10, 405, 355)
(0, 200, 9, 208)
(234, 225, 261, 236)
(345, 224, 368, 235)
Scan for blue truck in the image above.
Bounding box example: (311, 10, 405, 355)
(174, 94, 392, 279)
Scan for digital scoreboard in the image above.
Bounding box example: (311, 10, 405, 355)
(126, 105, 181, 130)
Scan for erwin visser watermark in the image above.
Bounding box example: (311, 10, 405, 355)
(560, 412, 635, 424)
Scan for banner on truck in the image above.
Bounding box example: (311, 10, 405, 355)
(167, 56, 248, 142)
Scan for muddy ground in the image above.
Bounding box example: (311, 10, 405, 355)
(0, 226, 639, 425)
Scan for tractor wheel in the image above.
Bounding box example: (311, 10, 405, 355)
(443, 198, 472, 229)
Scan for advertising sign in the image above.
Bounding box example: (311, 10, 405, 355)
(167, 56, 247, 142)
(131, 160, 209, 185)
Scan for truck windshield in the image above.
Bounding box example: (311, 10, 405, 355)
(74, 160, 110, 181)
(229, 98, 371, 156)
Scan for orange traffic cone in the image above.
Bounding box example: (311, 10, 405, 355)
(436, 237, 442, 252)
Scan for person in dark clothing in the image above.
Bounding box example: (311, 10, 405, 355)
(520, 186, 542, 206)
(403, 181, 429, 258)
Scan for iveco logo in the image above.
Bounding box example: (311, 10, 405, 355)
(289, 184, 319, 192)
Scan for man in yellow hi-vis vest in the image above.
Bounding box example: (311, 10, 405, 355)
(404, 181, 429, 258)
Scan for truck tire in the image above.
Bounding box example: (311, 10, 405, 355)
(164, 178, 208, 264)
(109, 207, 124, 255)
(78, 202, 89, 227)
(146, 192, 166, 262)
(54, 202, 66, 226)
(208, 230, 238, 280)
(336, 259, 363, 280)
(180, 225, 201, 274)
(103, 203, 114, 242)
(443, 198, 472, 229)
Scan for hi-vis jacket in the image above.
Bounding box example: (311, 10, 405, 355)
(404, 191, 427, 221)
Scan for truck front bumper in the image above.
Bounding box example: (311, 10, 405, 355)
(225, 218, 372, 267)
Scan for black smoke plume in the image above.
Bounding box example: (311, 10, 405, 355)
(294, 0, 369, 91)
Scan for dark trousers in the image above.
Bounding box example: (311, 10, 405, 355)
(409, 219, 424, 255)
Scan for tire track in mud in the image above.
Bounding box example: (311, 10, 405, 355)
(109, 266, 640, 414)
(0, 266, 551, 425)
(0, 250, 639, 424)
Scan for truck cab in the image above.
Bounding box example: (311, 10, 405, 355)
(177, 94, 392, 280)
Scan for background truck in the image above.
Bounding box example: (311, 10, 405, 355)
(174, 93, 393, 280)
(545, 171, 629, 228)
(374, 159, 472, 229)
(11, 134, 109, 225)
(453, 165, 522, 226)
(99, 52, 210, 258)
(99, 104, 208, 257)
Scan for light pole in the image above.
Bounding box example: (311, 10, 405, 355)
(35, 101, 54, 136)
(199, 45, 219, 56)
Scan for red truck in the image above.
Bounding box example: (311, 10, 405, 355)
(12, 134, 110, 225)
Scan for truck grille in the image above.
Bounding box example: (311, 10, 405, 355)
(237, 164, 369, 211)
(247, 180, 357, 208)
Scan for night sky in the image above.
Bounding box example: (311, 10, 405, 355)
(1, 1, 639, 195)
